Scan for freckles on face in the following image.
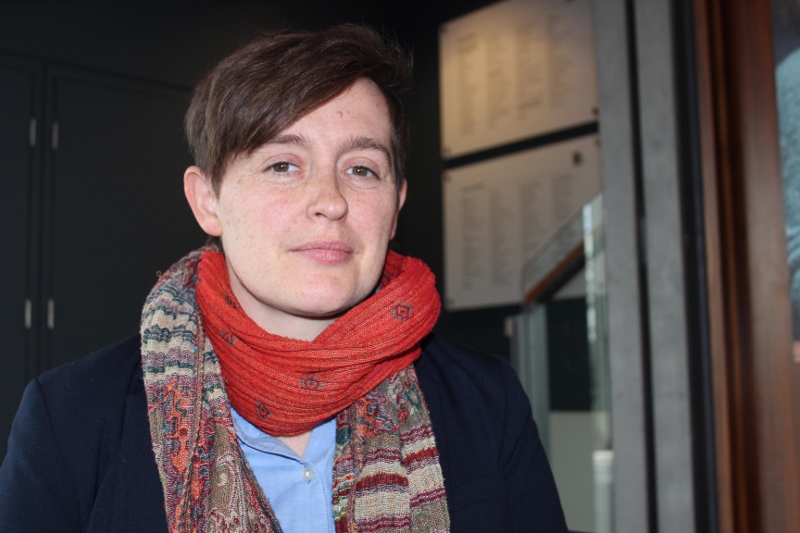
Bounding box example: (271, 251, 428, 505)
(210, 79, 404, 339)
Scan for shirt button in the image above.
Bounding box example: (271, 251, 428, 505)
(302, 466, 314, 482)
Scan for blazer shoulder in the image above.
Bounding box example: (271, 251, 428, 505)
(415, 334, 523, 445)
(36, 333, 143, 422)
(416, 334, 515, 399)
(1, 334, 152, 531)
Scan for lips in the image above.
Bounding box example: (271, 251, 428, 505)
(292, 240, 354, 263)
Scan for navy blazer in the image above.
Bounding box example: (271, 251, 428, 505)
(0, 334, 567, 532)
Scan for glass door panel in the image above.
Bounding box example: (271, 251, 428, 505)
(511, 195, 611, 533)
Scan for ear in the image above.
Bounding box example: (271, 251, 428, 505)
(389, 178, 408, 239)
(184, 166, 223, 236)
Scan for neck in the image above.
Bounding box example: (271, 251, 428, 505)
(277, 431, 312, 457)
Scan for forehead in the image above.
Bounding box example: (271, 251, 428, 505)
(286, 79, 392, 137)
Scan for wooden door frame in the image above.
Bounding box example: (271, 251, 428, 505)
(693, 0, 800, 531)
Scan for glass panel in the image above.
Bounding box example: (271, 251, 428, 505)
(512, 194, 612, 533)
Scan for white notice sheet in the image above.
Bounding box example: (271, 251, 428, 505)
(443, 135, 600, 310)
(439, 0, 597, 158)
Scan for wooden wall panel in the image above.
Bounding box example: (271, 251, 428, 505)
(693, 0, 800, 531)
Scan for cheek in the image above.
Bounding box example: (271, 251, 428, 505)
(221, 191, 290, 238)
(218, 199, 263, 254)
(355, 192, 399, 233)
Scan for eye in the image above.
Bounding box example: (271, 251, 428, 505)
(268, 161, 298, 173)
(346, 165, 378, 178)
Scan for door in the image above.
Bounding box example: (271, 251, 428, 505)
(42, 70, 204, 368)
(0, 58, 41, 460)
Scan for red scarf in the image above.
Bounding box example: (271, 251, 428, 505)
(195, 248, 441, 436)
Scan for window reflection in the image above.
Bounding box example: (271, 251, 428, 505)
(773, 0, 800, 361)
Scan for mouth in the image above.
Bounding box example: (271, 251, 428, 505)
(291, 241, 354, 264)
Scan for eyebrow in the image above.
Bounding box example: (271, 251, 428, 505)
(268, 133, 306, 147)
(341, 136, 392, 163)
(267, 133, 391, 163)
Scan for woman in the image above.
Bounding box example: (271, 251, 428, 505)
(0, 24, 568, 532)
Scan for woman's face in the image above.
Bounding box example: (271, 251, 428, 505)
(189, 78, 406, 341)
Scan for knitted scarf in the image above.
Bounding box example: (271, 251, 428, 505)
(195, 248, 438, 436)
(140, 247, 450, 533)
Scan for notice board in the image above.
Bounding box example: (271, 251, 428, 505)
(439, 0, 597, 158)
(443, 135, 600, 310)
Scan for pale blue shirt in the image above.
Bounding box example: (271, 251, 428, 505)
(230, 408, 336, 533)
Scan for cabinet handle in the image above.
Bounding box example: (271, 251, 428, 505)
(47, 298, 55, 330)
(24, 298, 32, 329)
(51, 121, 59, 150)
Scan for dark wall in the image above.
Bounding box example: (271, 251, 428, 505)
(0, 0, 517, 357)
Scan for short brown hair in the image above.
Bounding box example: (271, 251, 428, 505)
(185, 24, 413, 193)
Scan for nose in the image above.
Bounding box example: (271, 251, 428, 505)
(307, 171, 348, 220)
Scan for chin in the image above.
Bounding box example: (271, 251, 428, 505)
(294, 291, 368, 319)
